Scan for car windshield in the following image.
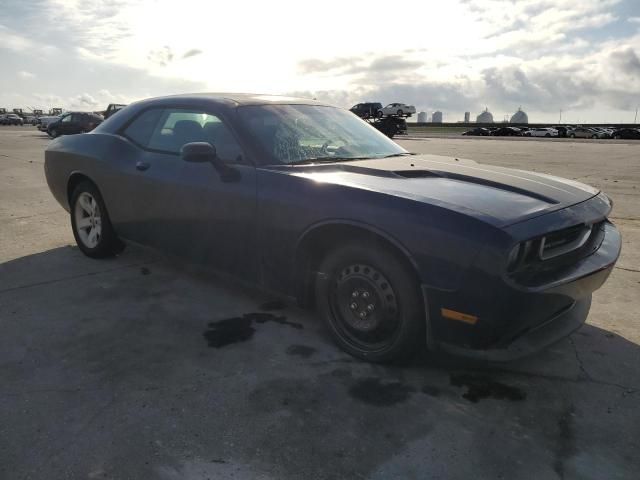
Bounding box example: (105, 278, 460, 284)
(237, 104, 407, 165)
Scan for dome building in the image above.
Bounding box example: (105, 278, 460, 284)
(476, 108, 493, 123)
(510, 107, 529, 124)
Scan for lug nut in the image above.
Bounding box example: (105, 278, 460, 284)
(359, 311, 367, 318)
(367, 304, 375, 312)
(350, 302, 358, 310)
(352, 291, 359, 298)
(362, 291, 370, 299)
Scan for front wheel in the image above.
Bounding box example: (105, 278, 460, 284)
(49, 129, 58, 138)
(570, 134, 576, 138)
(397, 109, 404, 116)
(316, 244, 425, 362)
(70, 181, 123, 258)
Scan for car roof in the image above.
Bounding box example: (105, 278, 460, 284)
(134, 92, 330, 108)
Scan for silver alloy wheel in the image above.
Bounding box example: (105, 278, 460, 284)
(74, 192, 102, 248)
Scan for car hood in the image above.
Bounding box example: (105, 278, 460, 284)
(269, 154, 600, 227)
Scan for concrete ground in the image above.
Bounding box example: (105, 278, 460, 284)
(1, 126, 639, 480)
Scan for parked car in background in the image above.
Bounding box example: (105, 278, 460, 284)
(38, 116, 60, 132)
(350, 102, 383, 119)
(379, 103, 416, 117)
(525, 127, 558, 137)
(44, 93, 621, 363)
(103, 103, 127, 119)
(47, 112, 103, 138)
(552, 126, 570, 138)
(0, 113, 24, 125)
(462, 127, 491, 136)
(590, 128, 612, 139)
(492, 127, 522, 136)
(569, 127, 600, 139)
(611, 128, 640, 140)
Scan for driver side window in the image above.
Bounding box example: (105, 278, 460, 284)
(124, 108, 244, 163)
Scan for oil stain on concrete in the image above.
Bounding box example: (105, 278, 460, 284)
(348, 378, 416, 407)
(450, 373, 526, 403)
(203, 312, 303, 348)
(286, 344, 317, 358)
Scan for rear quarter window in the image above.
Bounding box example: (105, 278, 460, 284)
(122, 109, 164, 148)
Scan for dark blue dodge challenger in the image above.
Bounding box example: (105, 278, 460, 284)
(45, 94, 621, 362)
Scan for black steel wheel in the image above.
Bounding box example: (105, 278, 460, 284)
(316, 243, 425, 362)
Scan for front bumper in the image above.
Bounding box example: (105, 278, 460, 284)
(424, 220, 621, 361)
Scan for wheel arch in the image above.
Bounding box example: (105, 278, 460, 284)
(293, 220, 422, 307)
(66, 172, 99, 208)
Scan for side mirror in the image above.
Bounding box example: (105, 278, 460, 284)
(180, 142, 241, 182)
(181, 142, 217, 163)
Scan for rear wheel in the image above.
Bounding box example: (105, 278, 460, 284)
(316, 244, 425, 362)
(70, 181, 123, 258)
(570, 133, 576, 138)
(397, 109, 404, 116)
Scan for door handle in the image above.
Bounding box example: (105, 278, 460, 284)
(136, 161, 150, 171)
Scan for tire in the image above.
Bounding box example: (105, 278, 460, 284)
(570, 134, 576, 138)
(397, 109, 403, 116)
(377, 110, 383, 118)
(315, 243, 425, 363)
(49, 128, 58, 138)
(545, 133, 550, 137)
(614, 135, 621, 139)
(70, 181, 123, 258)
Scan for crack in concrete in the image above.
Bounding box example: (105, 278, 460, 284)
(0, 260, 157, 295)
(615, 266, 640, 273)
(569, 336, 592, 381)
(476, 365, 638, 394)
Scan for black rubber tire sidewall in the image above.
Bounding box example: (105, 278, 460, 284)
(316, 243, 425, 363)
(70, 181, 122, 258)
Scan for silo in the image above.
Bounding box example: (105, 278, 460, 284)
(476, 108, 494, 123)
(432, 111, 443, 123)
(417, 111, 428, 123)
(464, 112, 470, 123)
(509, 107, 529, 124)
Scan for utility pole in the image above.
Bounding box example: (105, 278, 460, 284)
(559, 109, 562, 124)
(635, 106, 638, 124)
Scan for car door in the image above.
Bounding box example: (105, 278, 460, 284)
(57, 113, 75, 134)
(113, 107, 258, 279)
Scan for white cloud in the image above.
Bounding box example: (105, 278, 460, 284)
(17, 71, 35, 79)
(1, 0, 639, 122)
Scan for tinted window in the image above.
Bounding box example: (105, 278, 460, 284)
(146, 109, 243, 163)
(123, 109, 164, 148)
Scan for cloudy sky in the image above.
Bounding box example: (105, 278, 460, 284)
(1, 0, 639, 123)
